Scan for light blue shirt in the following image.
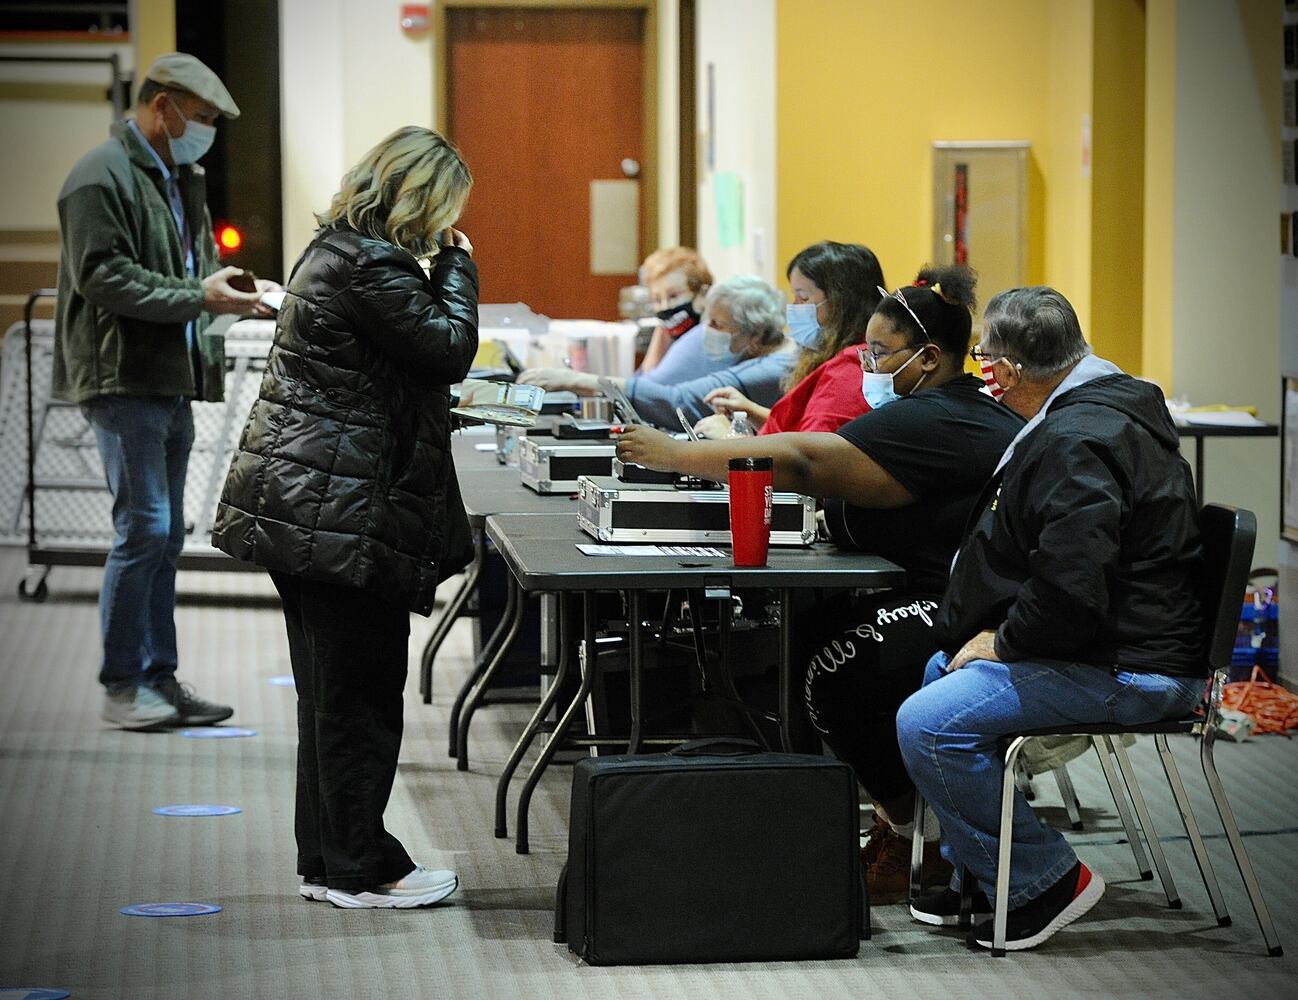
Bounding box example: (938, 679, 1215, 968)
(638, 324, 732, 385)
(626, 345, 796, 427)
(129, 119, 196, 352)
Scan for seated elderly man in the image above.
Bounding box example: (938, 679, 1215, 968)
(518, 274, 793, 427)
(896, 286, 1205, 951)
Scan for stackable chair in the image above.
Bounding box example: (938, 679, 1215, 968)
(910, 504, 1283, 957)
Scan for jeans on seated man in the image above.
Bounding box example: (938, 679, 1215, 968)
(895, 286, 1207, 951)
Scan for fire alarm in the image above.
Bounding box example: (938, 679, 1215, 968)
(401, 4, 430, 35)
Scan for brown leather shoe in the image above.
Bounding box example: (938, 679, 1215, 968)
(860, 812, 891, 871)
(867, 829, 952, 904)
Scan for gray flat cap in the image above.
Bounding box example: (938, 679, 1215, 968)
(144, 52, 240, 119)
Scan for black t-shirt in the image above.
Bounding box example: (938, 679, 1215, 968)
(824, 374, 1024, 594)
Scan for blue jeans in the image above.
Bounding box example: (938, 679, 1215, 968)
(81, 395, 194, 692)
(896, 651, 1204, 908)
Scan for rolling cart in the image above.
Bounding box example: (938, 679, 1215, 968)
(2, 290, 272, 600)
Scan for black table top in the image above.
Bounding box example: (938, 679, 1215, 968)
(451, 428, 508, 471)
(1174, 422, 1278, 439)
(457, 468, 579, 522)
(484, 513, 906, 592)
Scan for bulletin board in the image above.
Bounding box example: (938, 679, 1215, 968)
(1283, 376, 1298, 543)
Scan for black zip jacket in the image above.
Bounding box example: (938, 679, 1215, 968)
(212, 226, 478, 616)
(938, 372, 1206, 676)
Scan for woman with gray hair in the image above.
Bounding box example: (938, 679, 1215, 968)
(518, 273, 793, 425)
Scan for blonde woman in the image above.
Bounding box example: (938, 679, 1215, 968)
(213, 126, 478, 909)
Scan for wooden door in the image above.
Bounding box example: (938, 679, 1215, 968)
(447, 7, 644, 320)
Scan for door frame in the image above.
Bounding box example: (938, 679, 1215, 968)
(434, 0, 660, 261)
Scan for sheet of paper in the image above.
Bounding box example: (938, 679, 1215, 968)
(713, 171, 744, 248)
(1177, 411, 1266, 428)
(576, 544, 727, 557)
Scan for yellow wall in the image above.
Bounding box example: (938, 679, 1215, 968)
(1089, 0, 1145, 373)
(777, 1, 1084, 319)
(1141, 0, 1175, 389)
(775, 0, 1146, 361)
(131, 0, 176, 77)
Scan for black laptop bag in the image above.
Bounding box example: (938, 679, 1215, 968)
(554, 738, 868, 965)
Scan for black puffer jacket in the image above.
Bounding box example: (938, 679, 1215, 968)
(938, 372, 1205, 676)
(212, 225, 478, 615)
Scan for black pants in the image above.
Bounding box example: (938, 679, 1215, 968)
(270, 570, 414, 889)
(801, 591, 943, 804)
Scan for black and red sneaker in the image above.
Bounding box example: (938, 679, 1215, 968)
(967, 861, 1105, 951)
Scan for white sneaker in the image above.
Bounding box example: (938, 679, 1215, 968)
(325, 865, 459, 909)
(299, 879, 329, 902)
(102, 685, 180, 731)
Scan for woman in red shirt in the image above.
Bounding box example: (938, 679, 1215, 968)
(697, 241, 885, 436)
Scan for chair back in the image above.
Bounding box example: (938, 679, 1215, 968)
(1199, 504, 1257, 672)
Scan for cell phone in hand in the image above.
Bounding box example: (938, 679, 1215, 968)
(228, 269, 257, 293)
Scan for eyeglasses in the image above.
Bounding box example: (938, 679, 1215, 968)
(859, 344, 926, 372)
(877, 286, 928, 337)
(969, 346, 1016, 366)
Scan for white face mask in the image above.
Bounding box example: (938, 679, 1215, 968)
(786, 302, 822, 348)
(166, 97, 216, 165)
(701, 324, 743, 364)
(860, 346, 927, 409)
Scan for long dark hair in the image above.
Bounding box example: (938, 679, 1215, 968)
(785, 241, 885, 388)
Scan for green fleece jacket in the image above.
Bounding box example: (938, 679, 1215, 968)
(53, 119, 225, 403)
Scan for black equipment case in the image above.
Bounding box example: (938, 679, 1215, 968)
(554, 739, 868, 965)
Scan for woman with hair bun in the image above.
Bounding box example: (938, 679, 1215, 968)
(214, 126, 478, 910)
(614, 264, 1025, 906)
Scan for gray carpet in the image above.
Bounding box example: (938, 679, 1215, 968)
(1, 547, 1296, 999)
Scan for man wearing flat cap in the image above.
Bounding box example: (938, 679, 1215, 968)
(54, 52, 275, 731)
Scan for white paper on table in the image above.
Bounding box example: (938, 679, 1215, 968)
(576, 544, 727, 557)
(1176, 411, 1267, 428)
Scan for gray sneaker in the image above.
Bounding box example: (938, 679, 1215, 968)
(325, 865, 459, 909)
(102, 685, 180, 731)
(153, 677, 234, 726)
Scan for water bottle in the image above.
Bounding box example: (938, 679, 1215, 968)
(728, 412, 752, 437)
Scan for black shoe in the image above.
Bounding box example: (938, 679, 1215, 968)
(910, 886, 993, 927)
(153, 677, 234, 726)
(967, 862, 1105, 951)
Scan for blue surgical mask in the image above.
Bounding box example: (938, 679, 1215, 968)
(860, 347, 927, 409)
(701, 324, 742, 364)
(786, 302, 822, 348)
(167, 97, 216, 165)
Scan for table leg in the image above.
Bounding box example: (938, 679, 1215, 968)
(1194, 437, 1206, 507)
(495, 594, 568, 839)
(448, 559, 518, 757)
(517, 592, 598, 855)
(627, 589, 644, 755)
(456, 574, 527, 771)
(420, 527, 484, 704)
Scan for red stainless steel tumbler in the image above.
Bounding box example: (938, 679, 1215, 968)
(727, 456, 774, 567)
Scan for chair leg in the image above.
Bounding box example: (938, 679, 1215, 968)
(1107, 736, 1181, 908)
(1200, 727, 1284, 956)
(1154, 734, 1230, 926)
(1015, 761, 1035, 801)
(1053, 764, 1084, 830)
(992, 736, 1029, 956)
(1090, 736, 1154, 880)
(909, 793, 926, 904)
